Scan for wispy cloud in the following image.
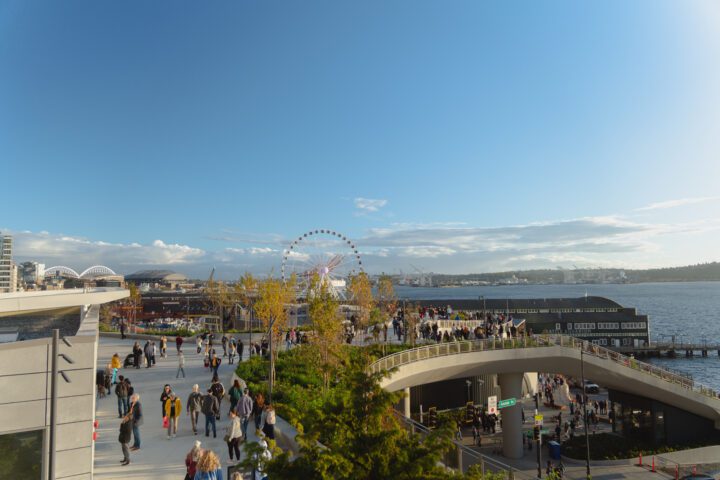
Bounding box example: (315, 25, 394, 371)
(354, 197, 388, 213)
(636, 196, 720, 211)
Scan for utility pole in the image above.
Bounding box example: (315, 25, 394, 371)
(580, 345, 591, 480)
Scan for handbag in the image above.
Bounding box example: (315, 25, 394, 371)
(162, 416, 169, 428)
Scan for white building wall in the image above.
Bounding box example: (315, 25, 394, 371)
(0, 305, 101, 479)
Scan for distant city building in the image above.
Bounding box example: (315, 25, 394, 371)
(125, 269, 188, 289)
(19, 261, 45, 287)
(0, 233, 15, 293)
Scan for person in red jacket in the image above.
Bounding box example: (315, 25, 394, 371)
(176, 335, 184, 353)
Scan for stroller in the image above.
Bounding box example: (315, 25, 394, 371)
(123, 353, 135, 368)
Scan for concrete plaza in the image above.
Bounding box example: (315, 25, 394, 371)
(93, 336, 260, 479)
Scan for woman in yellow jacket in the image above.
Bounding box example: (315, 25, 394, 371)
(164, 392, 182, 439)
(111, 353, 122, 369)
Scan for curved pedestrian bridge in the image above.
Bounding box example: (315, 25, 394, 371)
(369, 335, 720, 458)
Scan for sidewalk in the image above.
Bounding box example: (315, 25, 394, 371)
(94, 337, 262, 479)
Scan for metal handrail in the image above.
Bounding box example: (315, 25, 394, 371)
(393, 411, 533, 479)
(369, 334, 720, 401)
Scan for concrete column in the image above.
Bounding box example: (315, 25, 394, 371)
(498, 372, 524, 459)
(404, 387, 411, 418)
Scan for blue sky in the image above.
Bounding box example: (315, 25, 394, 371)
(2, 1, 720, 278)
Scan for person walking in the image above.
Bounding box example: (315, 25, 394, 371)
(210, 353, 222, 378)
(144, 341, 152, 368)
(165, 392, 182, 439)
(228, 379, 243, 415)
(160, 384, 172, 417)
(228, 340, 236, 365)
(118, 413, 133, 466)
(185, 441, 203, 480)
(210, 375, 225, 419)
(194, 450, 223, 480)
(187, 384, 203, 435)
(132, 342, 142, 369)
(151, 341, 157, 365)
(237, 388, 253, 439)
(202, 389, 219, 438)
(160, 336, 168, 358)
(111, 353, 122, 372)
(196, 335, 203, 354)
(262, 403, 276, 440)
(237, 338, 244, 362)
(129, 393, 143, 451)
(221, 335, 228, 358)
(252, 392, 265, 432)
(177, 350, 186, 378)
(120, 320, 126, 339)
(225, 410, 242, 463)
(115, 375, 129, 418)
(176, 335, 184, 353)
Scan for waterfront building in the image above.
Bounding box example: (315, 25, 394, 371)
(416, 296, 650, 348)
(0, 233, 15, 293)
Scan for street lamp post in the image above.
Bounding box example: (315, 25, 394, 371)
(580, 344, 591, 480)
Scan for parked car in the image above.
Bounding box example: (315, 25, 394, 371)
(583, 380, 600, 394)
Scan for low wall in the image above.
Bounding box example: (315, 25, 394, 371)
(230, 372, 301, 458)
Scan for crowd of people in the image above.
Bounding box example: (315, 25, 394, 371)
(98, 331, 282, 479)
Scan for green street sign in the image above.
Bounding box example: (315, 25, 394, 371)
(497, 398, 517, 409)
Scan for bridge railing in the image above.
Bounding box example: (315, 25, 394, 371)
(392, 411, 534, 480)
(369, 334, 720, 401)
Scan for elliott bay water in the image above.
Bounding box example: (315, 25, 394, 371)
(395, 281, 720, 389)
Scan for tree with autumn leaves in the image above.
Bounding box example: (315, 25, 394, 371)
(253, 274, 296, 401)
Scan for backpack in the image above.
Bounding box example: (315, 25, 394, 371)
(115, 382, 128, 397)
(211, 383, 224, 398)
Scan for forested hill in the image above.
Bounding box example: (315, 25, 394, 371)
(429, 262, 720, 285)
(627, 262, 720, 283)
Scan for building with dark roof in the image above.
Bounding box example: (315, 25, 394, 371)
(415, 296, 649, 348)
(125, 270, 188, 288)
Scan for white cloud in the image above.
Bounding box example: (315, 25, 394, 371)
(354, 197, 388, 213)
(225, 247, 276, 256)
(636, 196, 720, 211)
(10, 231, 205, 270)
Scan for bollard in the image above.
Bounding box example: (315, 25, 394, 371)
(638, 453, 642, 466)
(675, 465, 679, 480)
(652, 456, 655, 472)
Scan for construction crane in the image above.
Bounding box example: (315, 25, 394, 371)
(410, 264, 433, 287)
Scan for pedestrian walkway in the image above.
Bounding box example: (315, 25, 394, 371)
(94, 337, 261, 479)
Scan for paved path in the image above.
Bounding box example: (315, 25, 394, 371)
(94, 337, 260, 479)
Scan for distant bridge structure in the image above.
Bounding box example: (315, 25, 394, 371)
(44, 265, 117, 280)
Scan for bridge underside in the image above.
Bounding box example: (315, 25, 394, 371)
(379, 346, 720, 458)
